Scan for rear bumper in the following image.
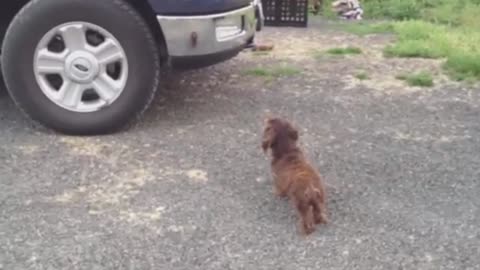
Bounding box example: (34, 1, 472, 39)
(253, 0, 265, 31)
(157, 4, 258, 68)
(170, 46, 243, 70)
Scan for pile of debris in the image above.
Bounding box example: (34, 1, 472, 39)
(332, 0, 363, 20)
(310, 0, 323, 15)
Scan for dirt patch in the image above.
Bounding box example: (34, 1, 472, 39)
(241, 22, 461, 96)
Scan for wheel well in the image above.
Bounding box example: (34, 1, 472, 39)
(124, 0, 168, 64)
(1, 0, 168, 62)
(0, 0, 30, 48)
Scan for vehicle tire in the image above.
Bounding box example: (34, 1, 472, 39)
(0, 65, 5, 96)
(1, 0, 160, 135)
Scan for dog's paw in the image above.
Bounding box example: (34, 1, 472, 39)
(300, 221, 315, 235)
(302, 226, 315, 235)
(314, 214, 328, 225)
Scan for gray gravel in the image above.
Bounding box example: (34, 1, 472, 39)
(1, 26, 480, 270)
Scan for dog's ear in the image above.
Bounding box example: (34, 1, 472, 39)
(264, 115, 273, 125)
(262, 139, 271, 154)
(289, 127, 299, 141)
(262, 125, 275, 154)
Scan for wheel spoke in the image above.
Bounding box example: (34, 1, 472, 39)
(36, 49, 66, 74)
(92, 39, 124, 65)
(92, 73, 121, 102)
(58, 80, 84, 109)
(59, 24, 87, 51)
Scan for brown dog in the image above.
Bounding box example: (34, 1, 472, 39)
(262, 117, 328, 235)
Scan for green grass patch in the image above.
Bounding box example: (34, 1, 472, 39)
(336, 22, 394, 36)
(321, 0, 422, 20)
(355, 72, 369, 80)
(244, 66, 301, 78)
(444, 52, 480, 81)
(326, 47, 362, 55)
(383, 20, 480, 80)
(252, 51, 271, 57)
(272, 66, 302, 77)
(349, 0, 480, 22)
(396, 71, 434, 87)
(383, 21, 451, 59)
(322, 0, 480, 81)
(384, 40, 448, 59)
(361, 0, 422, 20)
(422, 2, 480, 29)
(323, 0, 480, 25)
(245, 68, 270, 77)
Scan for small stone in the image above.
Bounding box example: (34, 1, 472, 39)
(256, 177, 266, 183)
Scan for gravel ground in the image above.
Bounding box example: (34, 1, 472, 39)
(1, 23, 480, 270)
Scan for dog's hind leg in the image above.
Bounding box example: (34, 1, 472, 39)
(312, 200, 328, 225)
(310, 189, 328, 224)
(294, 198, 315, 235)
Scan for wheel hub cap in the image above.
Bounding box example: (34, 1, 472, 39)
(65, 52, 99, 83)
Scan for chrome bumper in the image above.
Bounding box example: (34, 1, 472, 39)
(157, 4, 258, 58)
(253, 0, 265, 31)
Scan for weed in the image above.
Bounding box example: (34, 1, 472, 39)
(272, 66, 301, 77)
(326, 47, 362, 55)
(323, 0, 480, 81)
(245, 68, 270, 77)
(355, 72, 369, 80)
(444, 52, 480, 81)
(244, 66, 301, 78)
(396, 71, 434, 87)
(252, 51, 271, 57)
(337, 22, 394, 36)
(384, 40, 447, 59)
(385, 20, 480, 79)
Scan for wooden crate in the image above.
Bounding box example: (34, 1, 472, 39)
(262, 0, 308, 27)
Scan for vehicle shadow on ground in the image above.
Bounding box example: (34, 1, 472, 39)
(0, 64, 241, 133)
(139, 64, 248, 128)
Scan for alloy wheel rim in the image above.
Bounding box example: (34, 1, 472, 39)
(34, 22, 128, 113)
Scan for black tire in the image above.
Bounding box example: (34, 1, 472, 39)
(1, 0, 160, 135)
(0, 65, 5, 96)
